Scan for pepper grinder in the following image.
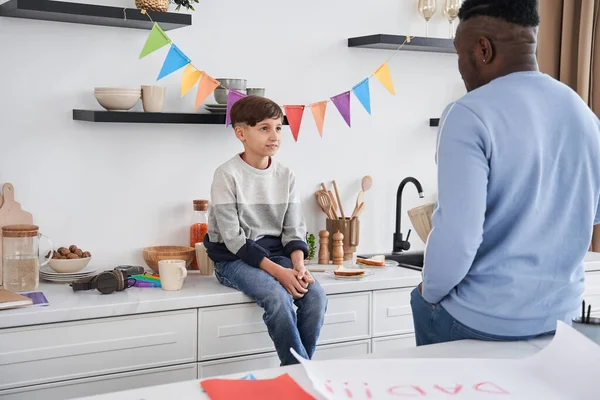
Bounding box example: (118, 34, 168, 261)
(318, 230, 330, 264)
(332, 231, 344, 266)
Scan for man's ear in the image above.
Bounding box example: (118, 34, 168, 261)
(477, 36, 494, 64)
(234, 125, 245, 142)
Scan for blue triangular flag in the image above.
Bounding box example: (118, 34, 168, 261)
(352, 77, 371, 115)
(157, 44, 191, 81)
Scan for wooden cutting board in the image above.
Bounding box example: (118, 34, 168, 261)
(0, 183, 34, 287)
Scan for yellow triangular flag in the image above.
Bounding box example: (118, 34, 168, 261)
(373, 62, 395, 95)
(181, 64, 202, 97)
(407, 35, 411, 43)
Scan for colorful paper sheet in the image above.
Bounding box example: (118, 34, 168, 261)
(284, 105, 305, 142)
(310, 101, 327, 137)
(373, 62, 395, 95)
(195, 73, 220, 109)
(331, 91, 351, 127)
(352, 78, 371, 115)
(139, 23, 171, 59)
(157, 44, 190, 81)
(180, 64, 202, 96)
(225, 89, 247, 126)
(200, 373, 315, 400)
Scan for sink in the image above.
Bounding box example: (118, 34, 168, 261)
(357, 251, 424, 271)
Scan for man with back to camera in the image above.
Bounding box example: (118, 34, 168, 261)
(411, 0, 600, 345)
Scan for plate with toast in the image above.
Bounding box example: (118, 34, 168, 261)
(325, 267, 374, 280)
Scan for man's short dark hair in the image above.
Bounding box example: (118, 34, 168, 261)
(458, 0, 539, 27)
(230, 95, 284, 127)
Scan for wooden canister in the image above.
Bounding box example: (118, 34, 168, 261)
(325, 218, 360, 261)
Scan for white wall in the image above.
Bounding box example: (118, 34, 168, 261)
(0, 0, 464, 268)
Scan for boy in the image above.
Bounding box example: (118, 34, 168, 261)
(203, 95, 327, 366)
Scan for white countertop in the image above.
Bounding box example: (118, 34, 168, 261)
(76, 336, 552, 400)
(2, 251, 599, 330)
(0, 264, 421, 329)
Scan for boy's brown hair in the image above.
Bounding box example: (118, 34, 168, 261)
(230, 95, 284, 127)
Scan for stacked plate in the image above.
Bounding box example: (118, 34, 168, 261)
(204, 104, 228, 114)
(40, 265, 97, 283)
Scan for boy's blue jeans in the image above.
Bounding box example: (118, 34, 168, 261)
(410, 286, 554, 345)
(214, 256, 328, 366)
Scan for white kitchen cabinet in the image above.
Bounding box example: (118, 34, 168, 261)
(372, 288, 414, 337)
(198, 340, 371, 378)
(197, 292, 371, 360)
(0, 310, 197, 391)
(372, 334, 416, 354)
(0, 363, 197, 400)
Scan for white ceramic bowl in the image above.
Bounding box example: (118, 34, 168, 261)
(47, 257, 92, 273)
(94, 92, 140, 111)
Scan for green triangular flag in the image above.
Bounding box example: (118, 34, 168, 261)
(139, 23, 171, 59)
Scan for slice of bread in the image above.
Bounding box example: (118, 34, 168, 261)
(356, 255, 386, 267)
(334, 266, 366, 276)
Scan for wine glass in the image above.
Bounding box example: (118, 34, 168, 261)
(418, 0, 437, 38)
(443, 0, 460, 38)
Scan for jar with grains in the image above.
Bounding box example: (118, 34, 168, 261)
(189, 200, 208, 270)
(2, 225, 54, 292)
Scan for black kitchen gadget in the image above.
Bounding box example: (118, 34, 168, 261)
(70, 268, 136, 294)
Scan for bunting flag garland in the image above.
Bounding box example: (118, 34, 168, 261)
(330, 91, 351, 127)
(352, 78, 371, 115)
(373, 62, 395, 95)
(181, 64, 203, 97)
(195, 73, 221, 109)
(310, 101, 327, 137)
(225, 89, 247, 126)
(157, 44, 191, 80)
(283, 105, 305, 142)
(138, 15, 413, 141)
(139, 23, 170, 59)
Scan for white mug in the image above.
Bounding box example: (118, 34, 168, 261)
(158, 260, 187, 291)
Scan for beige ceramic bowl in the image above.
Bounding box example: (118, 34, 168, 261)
(142, 246, 195, 273)
(47, 257, 92, 273)
(407, 202, 435, 244)
(94, 88, 140, 111)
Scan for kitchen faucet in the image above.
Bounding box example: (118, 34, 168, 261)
(393, 177, 424, 253)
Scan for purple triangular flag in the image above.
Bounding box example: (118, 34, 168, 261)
(225, 89, 247, 126)
(330, 91, 351, 127)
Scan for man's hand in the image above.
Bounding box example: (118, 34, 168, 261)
(274, 268, 308, 299)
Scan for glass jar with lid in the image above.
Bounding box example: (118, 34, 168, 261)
(2, 224, 53, 292)
(189, 200, 208, 270)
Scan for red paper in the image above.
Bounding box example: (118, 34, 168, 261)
(283, 105, 305, 142)
(200, 373, 315, 400)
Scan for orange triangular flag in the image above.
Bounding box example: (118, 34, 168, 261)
(195, 73, 220, 109)
(181, 64, 202, 97)
(309, 101, 327, 137)
(283, 105, 305, 142)
(373, 62, 395, 95)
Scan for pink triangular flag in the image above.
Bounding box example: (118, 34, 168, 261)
(283, 105, 305, 142)
(330, 91, 351, 127)
(194, 73, 220, 109)
(226, 89, 247, 126)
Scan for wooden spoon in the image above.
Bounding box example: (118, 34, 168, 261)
(317, 191, 335, 219)
(328, 190, 338, 217)
(356, 175, 373, 208)
(353, 202, 365, 218)
(314, 191, 330, 218)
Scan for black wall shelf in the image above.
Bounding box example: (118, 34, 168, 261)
(73, 110, 289, 125)
(0, 0, 191, 30)
(348, 35, 455, 54)
(430, 118, 440, 127)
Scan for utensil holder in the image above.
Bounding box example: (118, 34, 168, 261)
(325, 218, 360, 261)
